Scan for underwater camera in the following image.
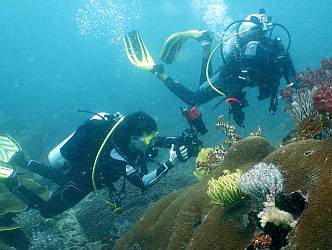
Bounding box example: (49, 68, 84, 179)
(176, 129, 203, 159)
(181, 106, 208, 135)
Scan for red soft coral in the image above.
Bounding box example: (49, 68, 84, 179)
(313, 85, 332, 112)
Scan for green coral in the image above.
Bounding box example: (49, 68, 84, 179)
(194, 146, 226, 180)
(207, 169, 244, 207)
(194, 148, 215, 180)
(0, 176, 51, 233)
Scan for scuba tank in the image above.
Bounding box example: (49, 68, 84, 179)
(47, 112, 118, 170)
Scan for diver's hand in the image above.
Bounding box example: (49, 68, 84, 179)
(151, 64, 164, 76)
(168, 144, 188, 166)
(176, 145, 189, 162)
(269, 105, 277, 115)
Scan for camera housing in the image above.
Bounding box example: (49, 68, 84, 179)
(181, 106, 208, 135)
(176, 129, 203, 160)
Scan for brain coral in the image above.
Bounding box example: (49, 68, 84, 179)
(112, 137, 332, 250)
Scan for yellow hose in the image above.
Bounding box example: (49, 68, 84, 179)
(91, 116, 125, 213)
(205, 28, 252, 97)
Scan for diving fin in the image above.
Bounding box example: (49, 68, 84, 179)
(159, 30, 210, 64)
(123, 31, 156, 71)
(0, 165, 15, 180)
(0, 135, 22, 164)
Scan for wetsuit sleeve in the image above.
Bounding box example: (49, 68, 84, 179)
(162, 74, 220, 106)
(124, 164, 146, 191)
(125, 161, 174, 190)
(282, 53, 296, 82)
(141, 161, 174, 188)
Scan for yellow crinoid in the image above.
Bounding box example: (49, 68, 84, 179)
(207, 169, 244, 207)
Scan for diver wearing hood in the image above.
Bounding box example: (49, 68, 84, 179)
(153, 9, 297, 127)
(3, 111, 196, 218)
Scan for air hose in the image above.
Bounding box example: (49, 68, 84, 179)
(91, 116, 125, 214)
(205, 20, 291, 97)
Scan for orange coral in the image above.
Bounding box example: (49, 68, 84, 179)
(251, 232, 272, 249)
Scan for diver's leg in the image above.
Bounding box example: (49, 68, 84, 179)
(155, 73, 197, 105)
(198, 32, 213, 86)
(258, 79, 280, 114)
(26, 160, 67, 185)
(229, 91, 248, 127)
(13, 181, 88, 218)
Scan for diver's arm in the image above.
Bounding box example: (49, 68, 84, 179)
(282, 53, 297, 83)
(141, 161, 174, 188)
(141, 145, 187, 188)
(124, 160, 173, 189)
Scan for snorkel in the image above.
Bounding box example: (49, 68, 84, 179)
(205, 9, 292, 97)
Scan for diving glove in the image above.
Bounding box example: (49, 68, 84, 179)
(168, 144, 189, 166)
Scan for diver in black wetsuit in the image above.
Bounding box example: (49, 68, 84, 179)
(153, 10, 297, 127)
(5, 111, 197, 218)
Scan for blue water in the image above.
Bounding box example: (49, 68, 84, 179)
(1, 0, 332, 157)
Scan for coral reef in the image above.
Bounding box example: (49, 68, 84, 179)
(0, 176, 51, 248)
(258, 193, 297, 228)
(195, 117, 265, 180)
(297, 117, 323, 139)
(76, 161, 197, 241)
(221, 137, 274, 168)
(313, 84, 332, 112)
(281, 58, 332, 141)
(249, 126, 263, 138)
(194, 145, 226, 180)
(238, 163, 284, 202)
(284, 88, 318, 122)
(113, 137, 332, 250)
(276, 191, 307, 217)
(13, 209, 64, 250)
(207, 169, 244, 207)
(247, 232, 272, 250)
(113, 137, 275, 250)
(264, 139, 332, 249)
(296, 58, 332, 89)
(215, 115, 241, 147)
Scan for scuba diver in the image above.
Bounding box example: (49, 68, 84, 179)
(123, 9, 298, 127)
(0, 111, 202, 218)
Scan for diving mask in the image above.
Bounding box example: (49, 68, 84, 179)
(143, 131, 159, 145)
